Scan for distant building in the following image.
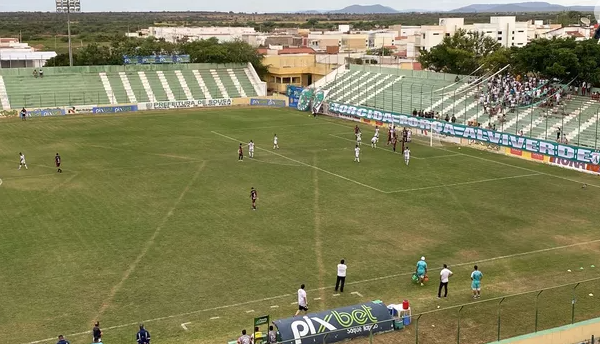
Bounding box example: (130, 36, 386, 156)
(0, 39, 57, 68)
(126, 26, 258, 44)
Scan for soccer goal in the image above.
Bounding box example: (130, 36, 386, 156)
(409, 128, 457, 147)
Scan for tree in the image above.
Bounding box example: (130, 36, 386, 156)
(418, 29, 500, 75)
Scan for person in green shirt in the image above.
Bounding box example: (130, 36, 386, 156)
(416, 256, 428, 286)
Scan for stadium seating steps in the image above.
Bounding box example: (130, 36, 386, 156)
(0, 63, 260, 110)
(321, 65, 600, 149)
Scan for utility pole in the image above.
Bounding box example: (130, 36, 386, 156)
(67, 0, 73, 67)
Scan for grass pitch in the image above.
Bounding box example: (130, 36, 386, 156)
(1, 107, 600, 344)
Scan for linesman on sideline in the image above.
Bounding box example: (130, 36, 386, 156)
(55, 153, 62, 173)
(136, 324, 151, 344)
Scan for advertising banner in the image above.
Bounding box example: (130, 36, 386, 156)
(144, 99, 232, 110)
(250, 98, 286, 107)
(287, 85, 303, 108)
(28, 107, 65, 117)
(273, 301, 393, 344)
(123, 54, 191, 65)
(66, 105, 96, 114)
(0, 109, 18, 118)
(328, 102, 600, 166)
(92, 105, 138, 114)
(549, 156, 600, 175)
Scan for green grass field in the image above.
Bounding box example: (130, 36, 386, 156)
(2, 107, 600, 344)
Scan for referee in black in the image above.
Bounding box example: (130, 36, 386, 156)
(335, 259, 347, 293)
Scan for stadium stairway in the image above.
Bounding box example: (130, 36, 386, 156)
(566, 104, 600, 145)
(327, 72, 375, 101)
(174, 70, 195, 101)
(0, 76, 10, 109)
(227, 69, 247, 98)
(235, 68, 258, 97)
(192, 70, 213, 99)
(156, 71, 176, 101)
(242, 67, 263, 96)
(210, 70, 230, 98)
(118, 72, 138, 103)
(137, 71, 158, 102)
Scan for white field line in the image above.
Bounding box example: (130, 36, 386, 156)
(211, 131, 386, 194)
(320, 116, 600, 189)
(180, 322, 191, 331)
(270, 305, 279, 308)
(48, 172, 79, 193)
(351, 292, 364, 297)
(25, 238, 600, 344)
(0, 178, 2, 186)
(387, 173, 541, 193)
(209, 316, 220, 320)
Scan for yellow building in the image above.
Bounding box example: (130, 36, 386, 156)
(261, 48, 337, 93)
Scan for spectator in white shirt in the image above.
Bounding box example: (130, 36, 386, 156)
(438, 264, 453, 298)
(335, 259, 347, 293)
(294, 284, 308, 316)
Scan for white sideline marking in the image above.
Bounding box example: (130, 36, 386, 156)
(24, 238, 600, 344)
(351, 292, 364, 297)
(180, 322, 191, 331)
(313, 297, 322, 300)
(290, 301, 298, 305)
(245, 310, 254, 313)
(387, 173, 541, 193)
(210, 317, 220, 320)
(333, 294, 340, 297)
(0, 178, 3, 186)
(270, 305, 279, 308)
(211, 131, 386, 194)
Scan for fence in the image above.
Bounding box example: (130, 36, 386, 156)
(273, 277, 600, 344)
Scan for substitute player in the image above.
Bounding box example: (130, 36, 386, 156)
(471, 265, 483, 299)
(404, 146, 411, 166)
(250, 187, 258, 210)
(354, 145, 360, 163)
(18, 152, 28, 170)
(248, 140, 255, 158)
(55, 153, 62, 173)
(238, 143, 244, 161)
(273, 134, 279, 149)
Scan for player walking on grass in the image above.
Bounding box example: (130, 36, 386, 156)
(404, 147, 411, 166)
(248, 140, 255, 158)
(238, 143, 244, 161)
(354, 145, 360, 163)
(273, 134, 279, 149)
(416, 256, 427, 286)
(18, 152, 28, 170)
(55, 153, 62, 173)
(471, 265, 483, 299)
(294, 284, 308, 316)
(250, 187, 258, 210)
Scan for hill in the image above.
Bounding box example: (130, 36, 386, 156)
(327, 4, 399, 14)
(450, 1, 594, 12)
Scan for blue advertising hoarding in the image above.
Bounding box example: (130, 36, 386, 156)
(287, 85, 304, 108)
(123, 55, 191, 65)
(250, 98, 286, 107)
(92, 105, 138, 114)
(28, 108, 65, 117)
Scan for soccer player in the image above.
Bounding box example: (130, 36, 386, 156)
(20, 108, 27, 121)
(250, 187, 258, 210)
(92, 322, 102, 343)
(371, 135, 377, 148)
(55, 153, 62, 173)
(356, 131, 362, 146)
(374, 126, 380, 142)
(354, 125, 359, 135)
(136, 324, 150, 344)
(238, 143, 244, 161)
(471, 265, 483, 299)
(18, 152, 28, 170)
(416, 256, 427, 286)
(273, 134, 279, 149)
(391, 136, 397, 152)
(404, 146, 411, 166)
(294, 284, 308, 316)
(354, 145, 360, 163)
(56, 335, 70, 344)
(248, 140, 255, 158)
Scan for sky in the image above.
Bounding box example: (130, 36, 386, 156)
(0, 0, 598, 13)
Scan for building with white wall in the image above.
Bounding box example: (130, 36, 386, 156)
(0, 39, 57, 68)
(126, 27, 258, 44)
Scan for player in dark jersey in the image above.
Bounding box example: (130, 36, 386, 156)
(238, 143, 244, 161)
(250, 187, 258, 210)
(391, 136, 397, 152)
(354, 125, 359, 135)
(55, 153, 62, 173)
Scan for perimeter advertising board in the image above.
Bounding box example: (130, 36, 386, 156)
(273, 301, 393, 344)
(328, 102, 600, 166)
(143, 99, 232, 110)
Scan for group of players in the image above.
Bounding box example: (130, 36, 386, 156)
(18, 152, 62, 173)
(353, 124, 411, 165)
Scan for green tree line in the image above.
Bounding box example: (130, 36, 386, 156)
(45, 36, 268, 77)
(418, 29, 600, 85)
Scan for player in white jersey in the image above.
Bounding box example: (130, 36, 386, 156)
(356, 131, 362, 146)
(18, 152, 28, 170)
(403, 147, 410, 166)
(248, 140, 255, 158)
(371, 135, 377, 148)
(354, 145, 361, 163)
(374, 126, 380, 142)
(273, 134, 279, 149)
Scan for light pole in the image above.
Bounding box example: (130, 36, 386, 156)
(56, 0, 80, 67)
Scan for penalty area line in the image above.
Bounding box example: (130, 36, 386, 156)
(211, 131, 386, 194)
(24, 237, 600, 344)
(386, 173, 541, 193)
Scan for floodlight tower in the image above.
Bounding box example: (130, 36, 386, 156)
(55, 0, 81, 67)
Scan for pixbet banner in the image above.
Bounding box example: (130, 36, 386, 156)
(28, 107, 65, 117)
(328, 102, 600, 166)
(144, 99, 232, 110)
(92, 105, 138, 114)
(273, 301, 393, 344)
(250, 98, 286, 107)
